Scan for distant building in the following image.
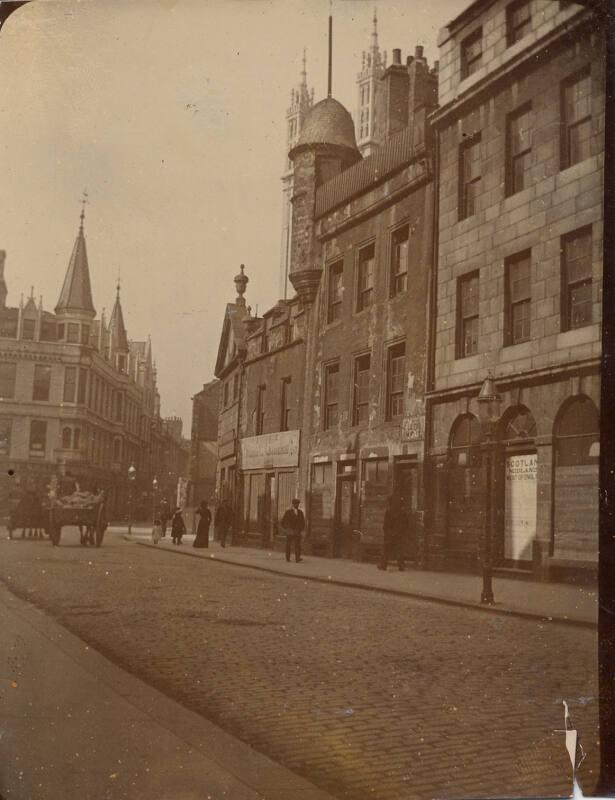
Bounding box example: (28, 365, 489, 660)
(0, 209, 185, 520)
(189, 379, 220, 506)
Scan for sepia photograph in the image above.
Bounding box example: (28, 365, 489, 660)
(0, 0, 610, 798)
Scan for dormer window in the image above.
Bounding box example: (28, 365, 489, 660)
(461, 29, 482, 80)
(118, 354, 127, 372)
(22, 318, 35, 340)
(67, 323, 79, 343)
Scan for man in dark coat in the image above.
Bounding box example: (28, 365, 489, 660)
(215, 500, 232, 548)
(280, 498, 305, 563)
(193, 501, 211, 548)
(378, 493, 408, 571)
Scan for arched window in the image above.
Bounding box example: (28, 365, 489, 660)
(553, 396, 599, 562)
(555, 396, 599, 465)
(447, 414, 483, 559)
(73, 427, 81, 451)
(62, 427, 72, 449)
(500, 406, 537, 442)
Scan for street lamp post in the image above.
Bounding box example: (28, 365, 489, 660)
(127, 464, 136, 535)
(152, 476, 158, 523)
(476, 372, 501, 606)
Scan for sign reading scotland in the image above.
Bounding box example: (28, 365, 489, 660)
(240, 430, 300, 471)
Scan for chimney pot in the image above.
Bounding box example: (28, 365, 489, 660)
(415, 45, 424, 59)
(392, 48, 401, 65)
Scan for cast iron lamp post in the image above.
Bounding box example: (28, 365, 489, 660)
(127, 464, 136, 534)
(476, 372, 501, 605)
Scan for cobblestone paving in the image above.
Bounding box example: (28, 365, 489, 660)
(0, 532, 599, 800)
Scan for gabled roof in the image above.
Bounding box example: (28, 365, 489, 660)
(214, 302, 248, 378)
(109, 287, 129, 351)
(55, 221, 96, 315)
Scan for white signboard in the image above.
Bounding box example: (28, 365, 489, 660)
(504, 453, 537, 561)
(240, 430, 300, 471)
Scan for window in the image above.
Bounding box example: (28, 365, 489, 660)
(556, 397, 599, 466)
(362, 457, 390, 485)
(81, 325, 90, 345)
(505, 251, 531, 345)
(562, 227, 593, 330)
(113, 438, 121, 463)
(280, 377, 292, 432)
(0, 362, 16, 398)
(233, 372, 239, 401)
(507, 0, 531, 46)
(356, 243, 375, 312)
(66, 323, 79, 343)
(327, 260, 344, 323)
(256, 384, 266, 435)
(40, 319, 57, 341)
(502, 406, 537, 441)
(32, 364, 51, 401)
(461, 29, 482, 79)
(57, 323, 65, 341)
(77, 368, 87, 404)
(352, 354, 370, 426)
(459, 134, 481, 220)
(507, 105, 532, 195)
(62, 426, 72, 449)
(562, 68, 592, 169)
(386, 342, 406, 420)
(22, 318, 35, 340)
(324, 362, 339, 429)
(63, 366, 77, 402)
(0, 418, 11, 455)
(118, 354, 127, 372)
(115, 392, 123, 422)
(390, 226, 409, 296)
(73, 427, 81, 450)
(457, 272, 479, 358)
(29, 420, 47, 457)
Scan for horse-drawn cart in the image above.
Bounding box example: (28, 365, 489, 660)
(48, 491, 107, 547)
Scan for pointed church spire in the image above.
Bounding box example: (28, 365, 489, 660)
(109, 279, 129, 352)
(371, 8, 379, 53)
(55, 194, 96, 316)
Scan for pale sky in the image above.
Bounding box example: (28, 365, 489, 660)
(0, 0, 467, 429)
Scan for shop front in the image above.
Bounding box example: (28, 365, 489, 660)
(239, 430, 300, 547)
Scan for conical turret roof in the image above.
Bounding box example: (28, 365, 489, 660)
(109, 285, 129, 352)
(55, 216, 95, 316)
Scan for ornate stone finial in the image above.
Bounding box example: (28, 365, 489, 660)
(234, 264, 249, 306)
(301, 48, 307, 85)
(30, 285, 34, 299)
(80, 189, 89, 229)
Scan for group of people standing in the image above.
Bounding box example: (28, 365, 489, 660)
(151, 497, 233, 548)
(149, 493, 411, 572)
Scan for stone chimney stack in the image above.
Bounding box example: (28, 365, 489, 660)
(373, 47, 410, 142)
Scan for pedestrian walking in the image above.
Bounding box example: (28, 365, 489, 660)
(215, 500, 232, 548)
(159, 498, 170, 537)
(378, 493, 408, 571)
(171, 508, 186, 545)
(152, 518, 163, 545)
(193, 500, 211, 548)
(280, 498, 305, 563)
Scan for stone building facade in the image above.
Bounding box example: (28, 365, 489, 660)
(0, 212, 186, 521)
(189, 379, 220, 506)
(426, 0, 603, 576)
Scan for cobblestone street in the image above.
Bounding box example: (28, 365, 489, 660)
(0, 531, 599, 800)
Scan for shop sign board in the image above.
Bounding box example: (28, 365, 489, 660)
(401, 414, 424, 442)
(504, 453, 537, 561)
(240, 430, 300, 471)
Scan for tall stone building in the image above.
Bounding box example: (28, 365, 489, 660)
(426, 0, 603, 578)
(189, 379, 220, 506)
(0, 208, 185, 520)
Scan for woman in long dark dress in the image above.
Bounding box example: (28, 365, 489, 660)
(193, 501, 211, 548)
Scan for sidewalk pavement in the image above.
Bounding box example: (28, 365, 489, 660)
(0, 582, 335, 800)
(116, 528, 597, 628)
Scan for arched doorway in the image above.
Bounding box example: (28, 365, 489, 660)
(553, 395, 599, 562)
(498, 406, 537, 564)
(447, 414, 483, 561)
